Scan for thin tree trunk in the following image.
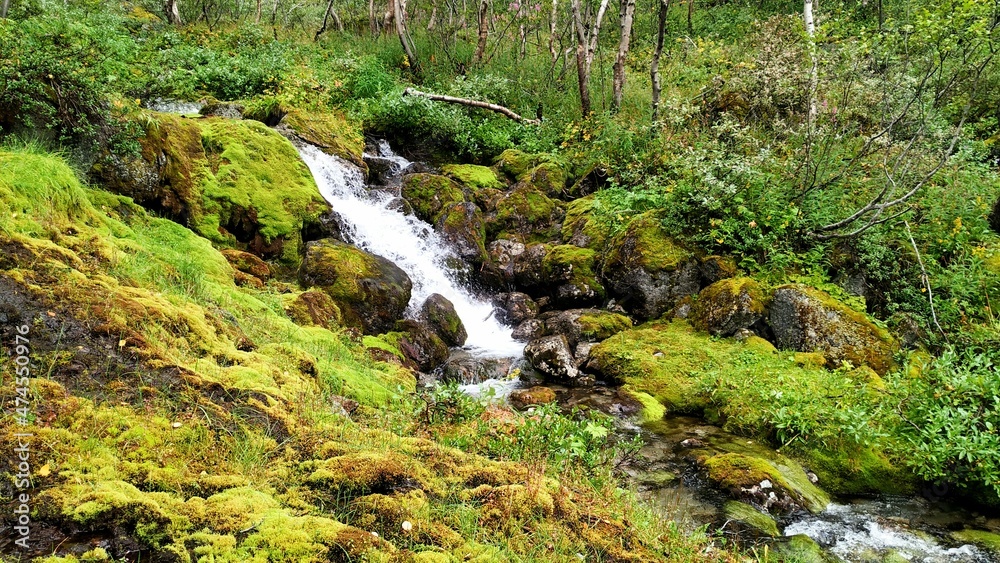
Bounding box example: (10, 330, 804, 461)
(427, 4, 436, 30)
(1, 0, 11, 18)
(474, 0, 489, 62)
(369, 0, 379, 35)
(315, 0, 336, 40)
(384, 0, 394, 32)
(548, 0, 559, 64)
(394, 0, 421, 72)
(686, 0, 693, 35)
(651, 0, 669, 121)
(255, 0, 261, 22)
(166, 0, 182, 24)
(571, 0, 611, 116)
(520, 23, 526, 59)
(611, 0, 636, 113)
(804, 0, 817, 126)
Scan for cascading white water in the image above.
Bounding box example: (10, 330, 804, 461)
(297, 143, 525, 360)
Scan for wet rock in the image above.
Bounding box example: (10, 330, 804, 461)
(280, 108, 365, 167)
(680, 438, 706, 449)
(769, 284, 898, 374)
(543, 309, 633, 349)
(523, 335, 581, 384)
(512, 319, 547, 342)
(396, 320, 449, 372)
(508, 386, 557, 410)
(698, 255, 738, 285)
(775, 534, 829, 563)
(419, 293, 467, 347)
(364, 155, 402, 187)
(434, 201, 488, 265)
(541, 245, 605, 307)
(602, 211, 700, 320)
(573, 342, 595, 367)
(437, 351, 515, 384)
(701, 452, 830, 514)
(722, 501, 779, 537)
(299, 239, 412, 334)
(199, 102, 244, 119)
(691, 278, 767, 337)
(285, 290, 342, 330)
(487, 240, 548, 288)
(485, 185, 563, 242)
(401, 173, 465, 223)
(493, 292, 539, 325)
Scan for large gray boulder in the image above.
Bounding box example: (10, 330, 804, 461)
(524, 335, 580, 383)
(420, 293, 468, 347)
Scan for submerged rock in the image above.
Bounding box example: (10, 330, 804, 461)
(769, 284, 898, 374)
(523, 335, 581, 384)
(723, 500, 779, 537)
(299, 239, 412, 334)
(691, 277, 767, 337)
(602, 211, 700, 320)
(420, 293, 467, 347)
(437, 352, 515, 384)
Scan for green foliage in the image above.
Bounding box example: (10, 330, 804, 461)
(896, 344, 1000, 501)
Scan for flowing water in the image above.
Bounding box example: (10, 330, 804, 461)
(297, 143, 524, 360)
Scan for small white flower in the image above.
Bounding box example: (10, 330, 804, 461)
(401, 520, 413, 532)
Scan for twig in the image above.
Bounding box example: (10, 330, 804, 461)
(402, 88, 541, 124)
(904, 220, 947, 342)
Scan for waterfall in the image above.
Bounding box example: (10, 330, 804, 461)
(298, 143, 525, 360)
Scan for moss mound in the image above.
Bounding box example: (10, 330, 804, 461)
(281, 108, 365, 166)
(401, 173, 467, 223)
(441, 163, 504, 191)
(691, 277, 767, 336)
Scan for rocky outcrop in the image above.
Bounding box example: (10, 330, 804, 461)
(769, 285, 898, 374)
(420, 293, 467, 347)
(400, 173, 465, 224)
(541, 245, 605, 307)
(299, 239, 412, 335)
(488, 240, 548, 289)
(602, 212, 700, 320)
(523, 335, 581, 384)
(485, 185, 563, 242)
(691, 278, 767, 337)
(542, 309, 632, 349)
(395, 319, 449, 372)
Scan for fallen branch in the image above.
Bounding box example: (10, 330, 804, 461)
(402, 88, 541, 125)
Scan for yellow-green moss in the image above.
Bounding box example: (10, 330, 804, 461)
(952, 530, 1000, 553)
(560, 195, 613, 251)
(704, 453, 829, 513)
(441, 164, 504, 191)
(282, 108, 365, 166)
(604, 211, 690, 272)
(541, 245, 605, 300)
(576, 311, 633, 340)
(401, 173, 466, 223)
(723, 501, 779, 537)
(622, 387, 666, 423)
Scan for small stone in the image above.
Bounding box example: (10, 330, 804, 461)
(401, 520, 413, 532)
(680, 438, 705, 448)
(760, 479, 772, 489)
(172, 422, 182, 428)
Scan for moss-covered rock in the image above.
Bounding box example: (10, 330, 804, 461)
(508, 386, 557, 410)
(602, 211, 699, 320)
(487, 240, 549, 289)
(524, 162, 568, 198)
(703, 452, 829, 513)
(420, 293, 468, 347)
(540, 245, 605, 306)
(561, 195, 613, 251)
(441, 164, 505, 192)
(952, 529, 1000, 554)
(281, 108, 365, 168)
(543, 308, 632, 348)
(285, 290, 343, 329)
(492, 292, 538, 325)
(396, 319, 451, 372)
(401, 173, 466, 224)
(299, 238, 412, 334)
(691, 277, 767, 336)
(776, 534, 831, 563)
(486, 185, 563, 242)
(769, 284, 898, 374)
(434, 201, 488, 265)
(722, 500, 779, 537)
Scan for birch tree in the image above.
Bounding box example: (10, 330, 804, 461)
(650, 0, 670, 121)
(571, 0, 612, 116)
(611, 0, 636, 113)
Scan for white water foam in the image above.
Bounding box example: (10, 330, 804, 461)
(784, 502, 992, 563)
(298, 143, 524, 359)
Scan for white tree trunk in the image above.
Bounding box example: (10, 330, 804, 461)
(804, 0, 817, 125)
(611, 0, 636, 113)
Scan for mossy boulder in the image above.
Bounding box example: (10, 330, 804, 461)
(722, 501, 779, 537)
(95, 113, 330, 266)
(561, 195, 613, 251)
(285, 290, 343, 329)
(602, 211, 700, 320)
(486, 185, 563, 242)
(441, 164, 505, 192)
(541, 245, 605, 307)
(280, 108, 365, 168)
(396, 319, 451, 372)
(776, 534, 831, 563)
(487, 240, 549, 289)
(543, 309, 632, 348)
(401, 173, 466, 224)
(420, 293, 468, 347)
(691, 277, 767, 336)
(703, 452, 829, 514)
(299, 239, 412, 334)
(952, 529, 1000, 555)
(524, 162, 568, 198)
(493, 149, 540, 179)
(434, 201, 488, 265)
(769, 284, 898, 374)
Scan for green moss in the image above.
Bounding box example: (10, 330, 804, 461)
(524, 162, 568, 197)
(541, 245, 605, 301)
(777, 534, 830, 563)
(282, 108, 365, 166)
(705, 453, 829, 513)
(722, 501, 779, 537)
(576, 311, 633, 340)
(691, 277, 767, 335)
(441, 164, 504, 191)
(401, 173, 466, 223)
(489, 186, 561, 241)
(622, 387, 666, 423)
(952, 530, 1000, 553)
(561, 195, 612, 251)
(604, 211, 690, 272)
